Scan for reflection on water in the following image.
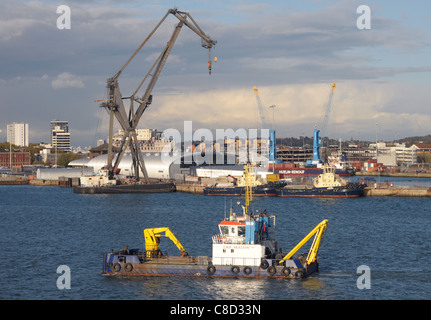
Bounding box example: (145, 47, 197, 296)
(2, 185, 431, 300)
(202, 278, 267, 300)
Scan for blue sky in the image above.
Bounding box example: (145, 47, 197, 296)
(1, 0, 430, 146)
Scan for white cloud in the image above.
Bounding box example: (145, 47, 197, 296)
(1, 0, 431, 146)
(51, 72, 85, 89)
(138, 80, 431, 142)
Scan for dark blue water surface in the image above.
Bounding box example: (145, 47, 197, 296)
(1, 182, 430, 300)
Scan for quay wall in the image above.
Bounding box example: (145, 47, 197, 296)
(364, 187, 431, 197)
(356, 171, 431, 179)
(29, 179, 59, 186)
(175, 184, 205, 194)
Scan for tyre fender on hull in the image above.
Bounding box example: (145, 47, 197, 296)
(295, 270, 305, 278)
(243, 266, 252, 275)
(260, 259, 269, 269)
(112, 263, 121, 272)
(281, 267, 291, 276)
(207, 265, 216, 275)
(267, 266, 276, 276)
(231, 266, 240, 274)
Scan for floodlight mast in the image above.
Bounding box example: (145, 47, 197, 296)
(100, 9, 217, 181)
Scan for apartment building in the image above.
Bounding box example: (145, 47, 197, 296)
(7, 122, 29, 147)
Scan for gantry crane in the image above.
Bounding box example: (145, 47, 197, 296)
(99, 9, 217, 181)
(308, 83, 336, 166)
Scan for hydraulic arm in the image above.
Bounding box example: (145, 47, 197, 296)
(279, 219, 328, 266)
(144, 227, 187, 258)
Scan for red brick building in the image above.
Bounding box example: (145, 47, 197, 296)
(0, 148, 31, 169)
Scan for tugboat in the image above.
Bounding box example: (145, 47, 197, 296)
(203, 164, 278, 197)
(276, 163, 365, 198)
(102, 164, 329, 278)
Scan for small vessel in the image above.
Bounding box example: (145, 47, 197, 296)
(103, 164, 329, 278)
(277, 164, 365, 198)
(73, 169, 175, 194)
(203, 164, 278, 197)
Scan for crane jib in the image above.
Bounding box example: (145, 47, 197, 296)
(100, 9, 217, 181)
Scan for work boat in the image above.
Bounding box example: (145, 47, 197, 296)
(203, 165, 278, 197)
(103, 164, 328, 278)
(277, 163, 365, 198)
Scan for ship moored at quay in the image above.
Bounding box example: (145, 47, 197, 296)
(276, 164, 366, 198)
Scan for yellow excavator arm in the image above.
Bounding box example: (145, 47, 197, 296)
(279, 219, 328, 266)
(143, 227, 187, 257)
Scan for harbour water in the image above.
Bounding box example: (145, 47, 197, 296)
(1, 180, 430, 301)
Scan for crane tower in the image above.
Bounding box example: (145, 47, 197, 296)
(253, 86, 276, 162)
(99, 9, 217, 181)
(308, 82, 336, 166)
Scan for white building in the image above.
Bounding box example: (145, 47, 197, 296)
(7, 122, 29, 147)
(371, 142, 417, 166)
(51, 120, 71, 152)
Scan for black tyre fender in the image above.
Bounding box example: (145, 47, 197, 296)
(281, 267, 291, 276)
(267, 266, 276, 276)
(260, 259, 269, 269)
(124, 263, 133, 272)
(112, 263, 121, 272)
(295, 270, 305, 278)
(207, 265, 216, 275)
(243, 266, 252, 275)
(231, 266, 240, 274)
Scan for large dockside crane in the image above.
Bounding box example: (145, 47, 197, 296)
(100, 9, 217, 181)
(308, 82, 336, 166)
(253, 86, 276, 162)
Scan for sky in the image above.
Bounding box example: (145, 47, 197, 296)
(1, 0, 430, 147)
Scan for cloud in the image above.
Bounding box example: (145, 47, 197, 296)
(1, 0, 431, 146)
(136, 80, 431, 143)
(51, 72, 85, 89)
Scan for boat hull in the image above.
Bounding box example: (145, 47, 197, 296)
(276, 184, 365, 198)
(102, 253, 317, 279)
(73, 182, 175, 194)
(203, 186, 277, 197)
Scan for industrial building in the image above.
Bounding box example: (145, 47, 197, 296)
(69, 151, 239, 180)
(36, 167, 94, 180)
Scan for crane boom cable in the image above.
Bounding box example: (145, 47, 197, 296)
(114, 10, 171, 79)
(319, 82, 336, 142)
(253, 86, 267, 130)
(103, 8, 216, 181)
(132, 20, 184, 128)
